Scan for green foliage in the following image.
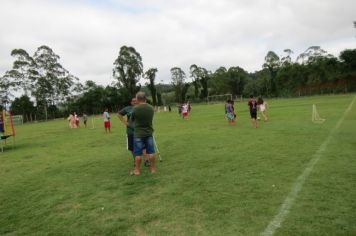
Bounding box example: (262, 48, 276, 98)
(209, 66, 248, 97)
(10, 95, 35, 122)
(113, 46, 143, 99)
(9, 48, 36, 96)
(144, 68, 158, 106)
(156, 92, 163, 106)
(33, 45, 77, 105)
(340, 49, 356, 73)
(189, 64, 201, 98)
(263, 51, 280, 96)
(67, 82, 130, 114)
(0, 74, 15, 109)
(170, 67, 186, 102)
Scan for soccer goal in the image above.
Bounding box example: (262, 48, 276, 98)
(12, 115, 23, 125)
(207, 94, 233, 104)
(312, 104, 325, 123)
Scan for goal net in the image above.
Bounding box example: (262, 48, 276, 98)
(12, 115, 23, 125)
(207, 94, 232, 104)
(312, 104, 325, 123)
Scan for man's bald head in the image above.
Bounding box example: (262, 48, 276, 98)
(136, 91, 146, 102)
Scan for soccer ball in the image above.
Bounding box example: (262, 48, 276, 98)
(257, 117, 261, 120)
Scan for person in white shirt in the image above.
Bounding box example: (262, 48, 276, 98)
(181, 102, 189, 119)
(258, 97, 268, 121)
(103, 108, 111, 133)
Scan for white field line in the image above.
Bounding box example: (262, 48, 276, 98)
(261, 96, 356, 236)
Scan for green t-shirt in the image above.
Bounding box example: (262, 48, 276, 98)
(118, 106, 134, 135)
(132, 103, 154, 138)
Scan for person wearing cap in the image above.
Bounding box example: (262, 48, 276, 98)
(118, 98, 149, 174)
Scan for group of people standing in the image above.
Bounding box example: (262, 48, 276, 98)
(117, 92, 156, 176)
(248, 95, 268, 128)
(68, 112, 88, 128)
(66, 92, 156, 176)
(225, 95, 268, 128)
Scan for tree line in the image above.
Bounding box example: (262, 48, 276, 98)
(1, 44, 355, 123)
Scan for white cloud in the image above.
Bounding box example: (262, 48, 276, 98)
(0, 0, 355, 86)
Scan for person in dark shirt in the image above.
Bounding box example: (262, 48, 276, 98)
(131, 92, 156, 175)
(248, 95, 259, 128)
(118, 98, 150, 174)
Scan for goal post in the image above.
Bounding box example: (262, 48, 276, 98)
(11, 115, 23, 125)
(207, 94, 233, 104)
(312, 104, 326, 123)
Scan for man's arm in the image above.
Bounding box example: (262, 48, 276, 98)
(117, 114, 128, 127)
(117, 109, 128, 126)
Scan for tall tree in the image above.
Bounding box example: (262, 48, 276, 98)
(144, 68, 158, 106)
(209, 67, 229, 95)
(281, 49, 294, 66)
(297, 46, 328, 64)
(263, 51, 280, 96)
(189, 64, 200, 98)
(227, 66, 248, 96)
(340, 49, 356, 73)
(170, 67, 186, 102)
(33, 45, 78, 120)
(198, 67, 210, 99)
(188, 65, 210, 99)
(9, 49, 37, 96)
(0, 74, 15, 110)
(113, 46, 143, 99)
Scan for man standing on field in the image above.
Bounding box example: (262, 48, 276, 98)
(131, 91, 156, 175)
(118, 98, 150, 174)
(103, 108, 111, 133)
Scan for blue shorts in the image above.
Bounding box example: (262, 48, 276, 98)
(133, 136, 155, 156)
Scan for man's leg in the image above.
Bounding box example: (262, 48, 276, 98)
(133, 137, 144, 175)
(145, 136, 157, 174)
(143, 149, 150, 167)
(262, 111, 268, 121)
(149, 154, 156, 173)
(134, 156, 142, 175)
(253, 118, 258, 128)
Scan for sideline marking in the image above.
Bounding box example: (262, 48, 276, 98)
(261, 96, 356, 236)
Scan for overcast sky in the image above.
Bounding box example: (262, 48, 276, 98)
(0, 0, 355, 86)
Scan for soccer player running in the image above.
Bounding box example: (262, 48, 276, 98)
(248, 95, 259, 128)
(131, 92, 156, 175)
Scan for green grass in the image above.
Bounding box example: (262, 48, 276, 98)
(1, 94, 356, 235)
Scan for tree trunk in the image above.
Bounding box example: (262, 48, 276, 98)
(44, 104, 48, 121)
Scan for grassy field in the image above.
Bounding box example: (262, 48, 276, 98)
(1, 94, 356, 235)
